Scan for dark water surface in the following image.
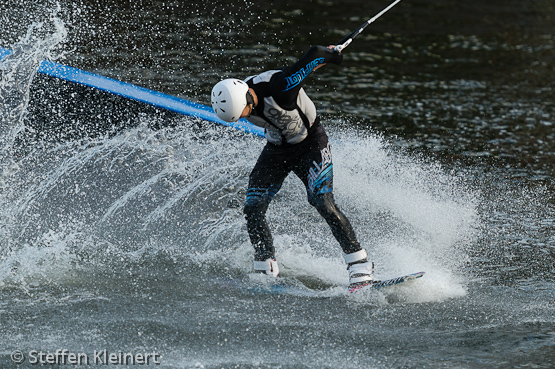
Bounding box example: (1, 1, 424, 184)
(1, 0, 554, 368)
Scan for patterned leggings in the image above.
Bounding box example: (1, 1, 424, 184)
(243, 125, 362, 261)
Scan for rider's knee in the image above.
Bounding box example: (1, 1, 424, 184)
(244, 196, 270, 219)
(308, 192, 337, 216)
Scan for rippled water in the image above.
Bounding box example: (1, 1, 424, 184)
(0, 0, 554, 368)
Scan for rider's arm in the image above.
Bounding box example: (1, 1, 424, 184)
(274, 45, 343, 104)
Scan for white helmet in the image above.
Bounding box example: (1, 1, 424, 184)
(211, 78, 251, 122)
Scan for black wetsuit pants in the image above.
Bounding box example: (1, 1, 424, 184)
(244, 124, 362, 261)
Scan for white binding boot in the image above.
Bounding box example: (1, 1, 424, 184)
(253, 258, 279, 278)
(344, 249, 374, 288)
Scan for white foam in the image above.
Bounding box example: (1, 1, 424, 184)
(0, 229, 83, 290)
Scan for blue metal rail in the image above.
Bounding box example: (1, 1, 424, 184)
(0, 46, 264, 137)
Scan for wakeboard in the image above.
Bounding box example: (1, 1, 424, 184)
(348, 271, 425, 293)
(238, 271, 425, 297)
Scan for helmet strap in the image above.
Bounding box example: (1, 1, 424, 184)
(246, 90, 255, 106)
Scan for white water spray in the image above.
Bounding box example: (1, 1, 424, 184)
(0, 18, 479, 304)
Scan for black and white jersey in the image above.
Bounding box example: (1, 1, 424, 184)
(245, 46, 343, 145)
